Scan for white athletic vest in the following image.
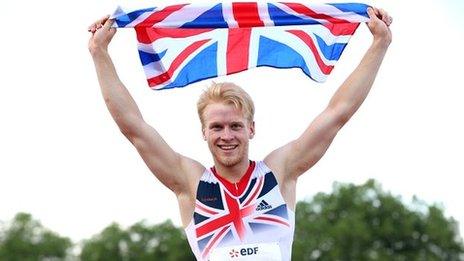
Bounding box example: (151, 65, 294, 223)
(185, 161, 295, 260)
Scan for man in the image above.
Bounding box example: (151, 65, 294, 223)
(88, 6, 392, 261)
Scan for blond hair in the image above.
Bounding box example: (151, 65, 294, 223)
(197, 82, 255, 128)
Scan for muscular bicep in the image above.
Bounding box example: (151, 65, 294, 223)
(266, 107, 347, 180)
(125, 119, 204, 194)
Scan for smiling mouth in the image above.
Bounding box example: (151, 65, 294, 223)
(218, 145, 238, 151)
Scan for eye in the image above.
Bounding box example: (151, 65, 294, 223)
(210, 124, 222, 131)
(231, 123, 243, 130)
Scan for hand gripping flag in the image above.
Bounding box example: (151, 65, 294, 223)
(111, 2, 370, 90)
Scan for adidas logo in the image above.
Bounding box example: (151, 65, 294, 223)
(255, 200, 272, 211)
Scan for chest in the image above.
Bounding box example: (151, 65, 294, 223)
(193, 171, 293, 244)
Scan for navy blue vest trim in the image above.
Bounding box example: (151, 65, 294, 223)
(257, 172, 278, 199)
(196, 181, 224, 210)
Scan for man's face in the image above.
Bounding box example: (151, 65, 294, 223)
(202, 102, 254, 168)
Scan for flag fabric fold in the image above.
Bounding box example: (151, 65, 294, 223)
(111, 2, 370, 90)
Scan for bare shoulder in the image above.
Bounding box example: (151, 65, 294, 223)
(263, 144, 296, 185)
(176, 156, 206, 227)
(263, 148, 298, 210)
(178, 155, 206, 195)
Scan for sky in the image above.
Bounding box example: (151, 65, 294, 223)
(1, 0, 463, 244)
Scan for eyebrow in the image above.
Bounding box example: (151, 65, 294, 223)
(208, 121, 244, 127)
(208, 122, 222, 127)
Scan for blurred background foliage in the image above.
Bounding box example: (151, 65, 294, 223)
(0, 213, 71, 260)
(292, 180, 464, 260)
(80, 220, 194, 261)
(1, 180, 463, 260)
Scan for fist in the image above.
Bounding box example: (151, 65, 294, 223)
(88, 15, 117, 55)
(366, 7, 392, 46)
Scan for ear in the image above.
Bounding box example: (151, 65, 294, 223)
(249, 121, 255, 139)
(202, 128, 207, 141)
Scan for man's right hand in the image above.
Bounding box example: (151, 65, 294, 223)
(88, 15, 116, 56)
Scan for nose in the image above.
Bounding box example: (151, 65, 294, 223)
(221, 127, 234, 141)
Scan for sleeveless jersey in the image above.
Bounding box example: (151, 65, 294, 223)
(184, 161, 295, 260)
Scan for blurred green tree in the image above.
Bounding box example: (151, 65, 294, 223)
(292, 179, 464, 260)
(0, 212, 72, 261)
(80, 220, 194, 261)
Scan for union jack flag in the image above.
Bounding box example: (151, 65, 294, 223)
(188, 161, 294, 259)
(112, 2, 369, 90)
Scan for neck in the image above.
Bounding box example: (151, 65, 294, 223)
(213, 158, 250, 183)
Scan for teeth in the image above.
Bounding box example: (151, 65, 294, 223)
(219, 145, 237, 150)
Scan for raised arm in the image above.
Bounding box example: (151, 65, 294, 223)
(88, 16, 204, 195)
(265, 7, 392, 181)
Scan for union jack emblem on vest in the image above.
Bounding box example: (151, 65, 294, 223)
(185, 161, 295, 260)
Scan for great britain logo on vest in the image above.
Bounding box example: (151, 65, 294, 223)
(112, 2, 370, 90)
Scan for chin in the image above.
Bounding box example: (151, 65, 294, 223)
(216, 155, 243, 167)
